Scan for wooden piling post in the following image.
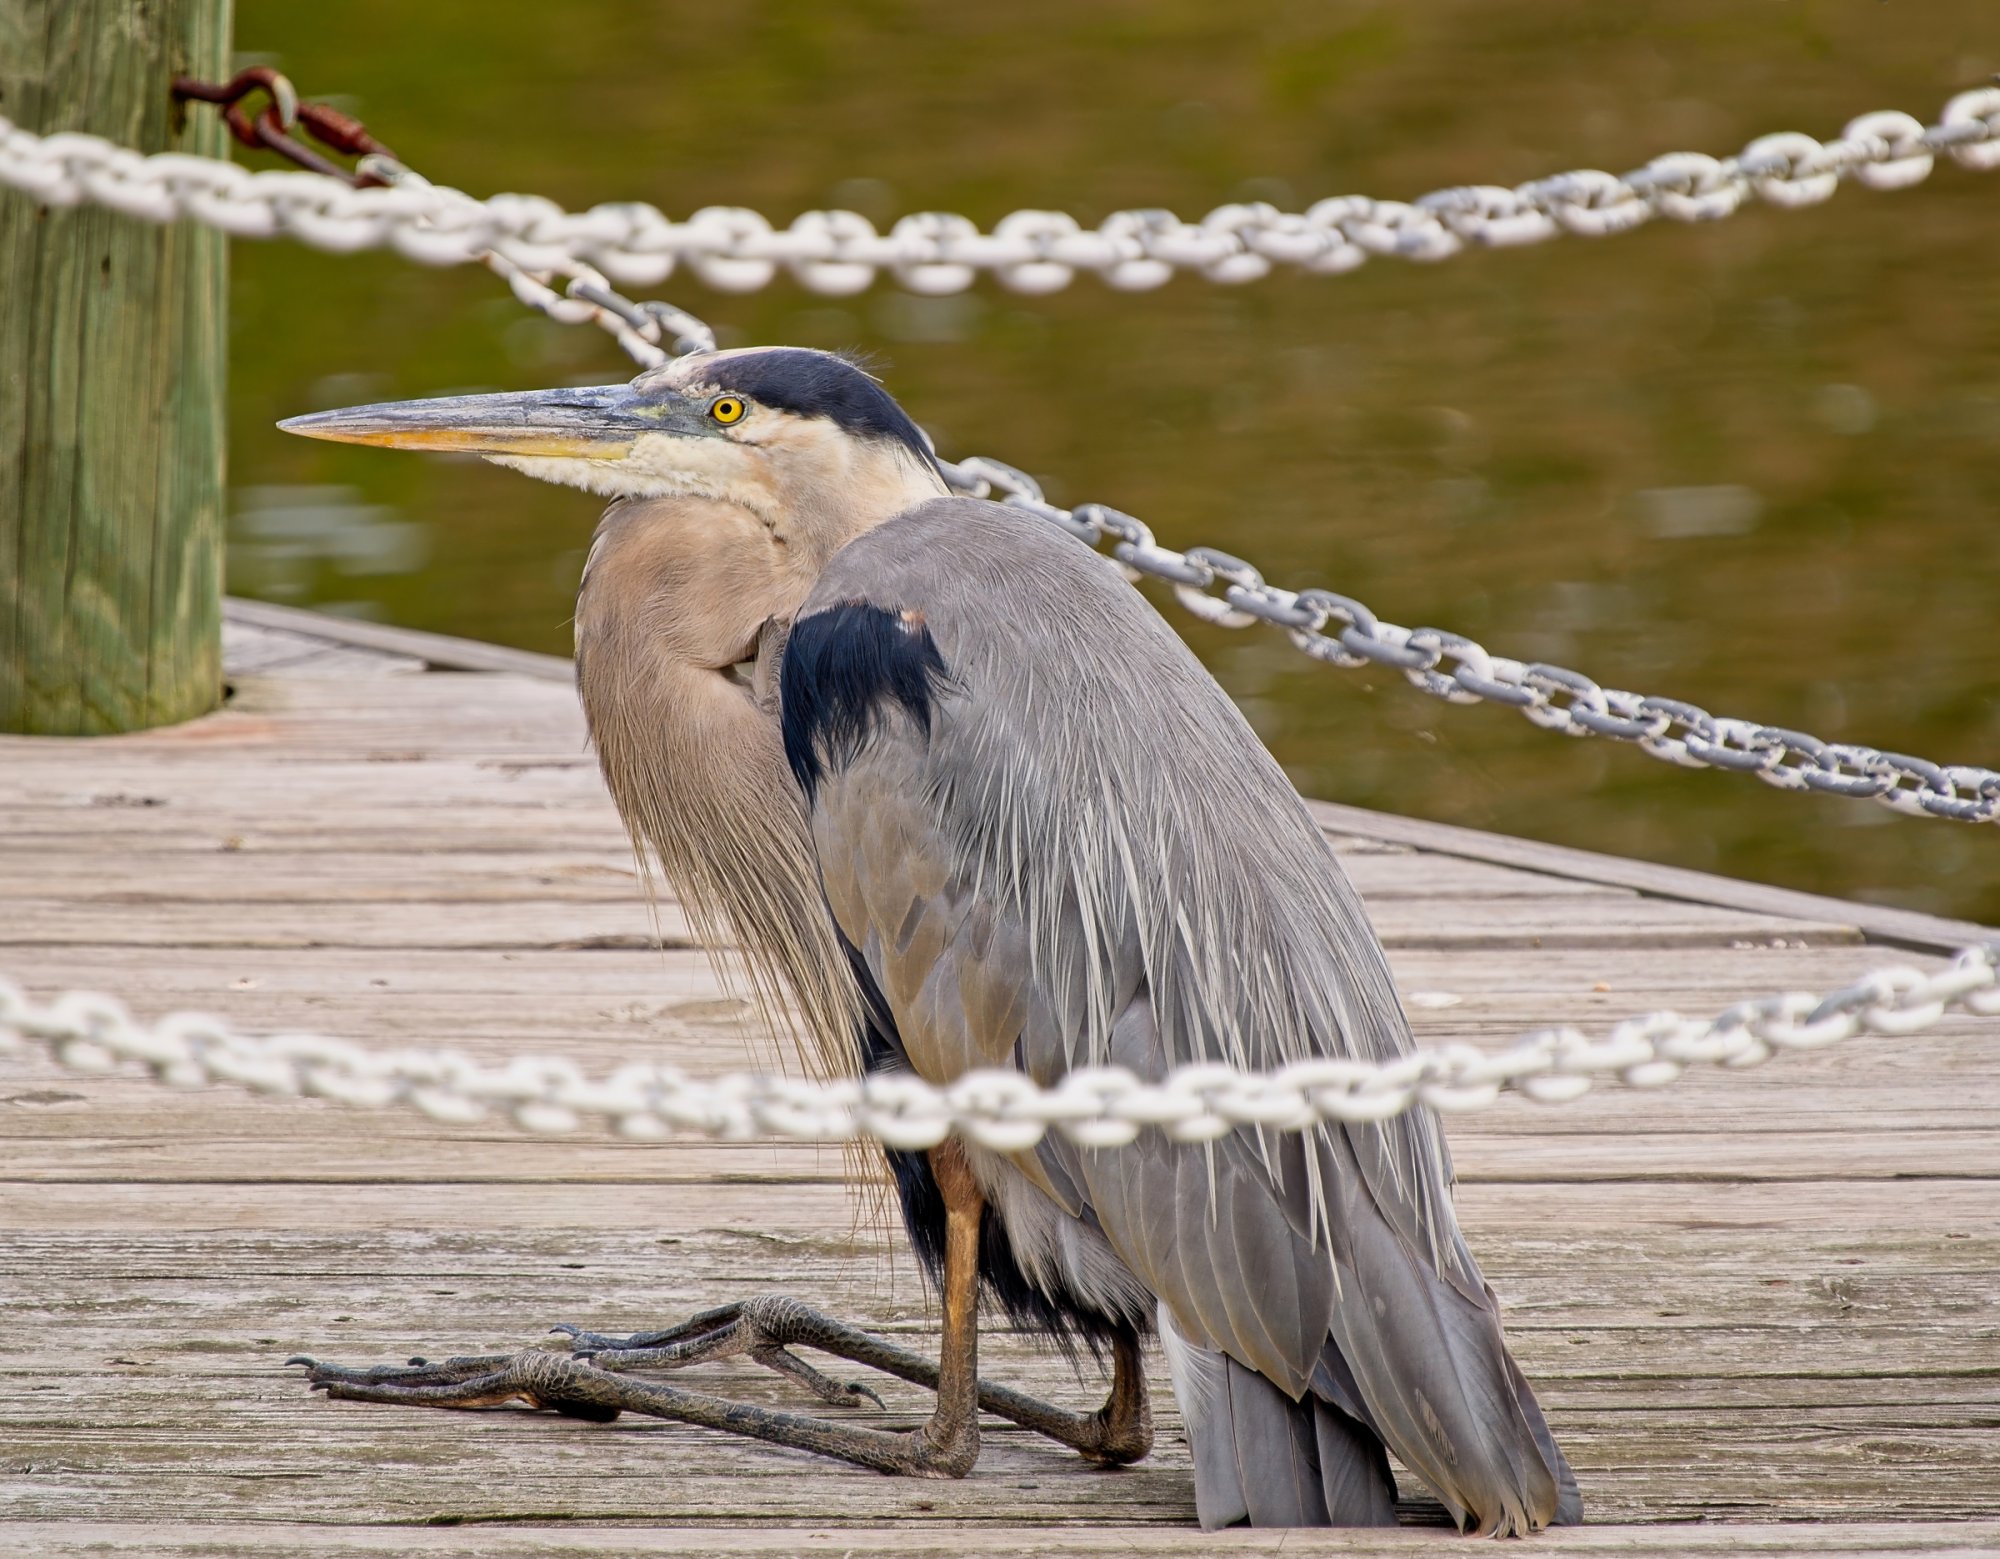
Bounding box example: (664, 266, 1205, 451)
(0, 0, 232, 734)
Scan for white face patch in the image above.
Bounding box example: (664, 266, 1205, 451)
(486, 387, 944, 558)
(488, 430, 770, 510)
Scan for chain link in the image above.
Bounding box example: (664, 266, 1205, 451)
(3, 948, 1992, 1147)
(4, 87, 1995, 296)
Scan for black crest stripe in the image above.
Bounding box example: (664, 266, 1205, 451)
(704, 349, 933, 466)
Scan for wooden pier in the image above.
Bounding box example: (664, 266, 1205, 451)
(2, 602, 1995, 1556)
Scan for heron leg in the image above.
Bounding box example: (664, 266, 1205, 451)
(288, 1141, 988, 1478)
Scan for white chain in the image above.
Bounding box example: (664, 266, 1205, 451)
(3, 949, 1993, 1150)
(3, 88, 1995, 296)
(9, 90, 1999, 821)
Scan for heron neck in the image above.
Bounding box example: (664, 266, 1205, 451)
(577, 631, 862, 1082)
(771, 439, 949, 569)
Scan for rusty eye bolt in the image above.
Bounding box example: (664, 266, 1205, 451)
(172, 66, 399, 188)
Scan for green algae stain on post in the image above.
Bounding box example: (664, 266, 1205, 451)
(0, 0, 232, 734)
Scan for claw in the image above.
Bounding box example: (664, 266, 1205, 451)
(550, 1322, 625, 1354)
(845, 1379, 887, 1410)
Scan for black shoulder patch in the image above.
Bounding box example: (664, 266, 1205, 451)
(704, 349, 933, 464)
(781, 602, 950, 801)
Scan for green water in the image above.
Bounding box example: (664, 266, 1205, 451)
(227, 0, 1999, 924)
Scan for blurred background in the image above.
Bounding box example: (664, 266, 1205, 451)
(227, 0, 1997, 922)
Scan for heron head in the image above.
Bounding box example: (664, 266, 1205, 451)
(280, 345, 945, 544)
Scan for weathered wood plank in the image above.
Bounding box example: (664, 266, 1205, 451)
(225, 597, 574, 681)
(0, 848, 1631, 904)
(5, 1177, 1995, 1234)
(1306, 800, 1997, 954)
(13, 1521, 2000, 1557)
(2, 1403, 1991, 1528)
(2, 940, 1932, 1008)
(220, 620, 425, 679)
(0, 752, 601, 786)
(0, 896, 1862, 952)
(9, 1225, 1994, 1339)
(0, 897, 693, 951)
(11, 1122, 1993, 1183)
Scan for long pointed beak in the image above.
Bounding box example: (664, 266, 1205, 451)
(277, 381, 707, 458)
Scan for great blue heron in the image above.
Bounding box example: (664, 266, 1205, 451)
(280, 347, 1580, 1533)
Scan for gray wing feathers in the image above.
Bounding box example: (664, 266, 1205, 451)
(799, 499, 1575, 1531)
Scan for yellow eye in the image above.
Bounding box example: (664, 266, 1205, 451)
(710, 396, 746, 425)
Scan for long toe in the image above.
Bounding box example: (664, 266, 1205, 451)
(551, 1313, 739, 1355)
(549, 1323, 630, 1352)
(288, 1353, 512, 1389)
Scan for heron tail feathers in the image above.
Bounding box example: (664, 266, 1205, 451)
(1162, 1309, 1398, 1529)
